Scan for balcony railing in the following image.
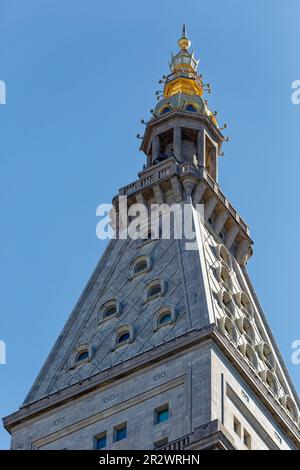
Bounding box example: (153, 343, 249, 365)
(119, 159, 250, 236)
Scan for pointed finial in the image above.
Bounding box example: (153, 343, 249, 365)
(178, 24, 191, 50)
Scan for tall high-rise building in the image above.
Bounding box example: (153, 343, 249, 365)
(3, 27, 300, 450)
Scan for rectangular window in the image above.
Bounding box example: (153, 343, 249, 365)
(154, 404, 169, 425)
(113, 423, 127, 442)
(243, 429, 251, 449)
(94, 432, 107, 449)
(233, 416, 241, 438)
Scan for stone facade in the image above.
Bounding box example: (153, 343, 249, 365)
(3, 29, 300, 450)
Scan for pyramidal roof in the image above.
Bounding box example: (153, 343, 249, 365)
(23, 207, 300, 427)
(15, 27, 299, 442)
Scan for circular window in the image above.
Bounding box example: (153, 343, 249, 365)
(224, 318, 237, 343)
(237, 317, 255, 344)
(218, 317, 237, 344)
(244, 344, 258, 370)
(217, 244, 232, 271)
(218, 265, 233, 293)
(285, 396, 298, 421)
(240, 292, 253, 319)
(257, 342, 276, 371)
(220, 291, 235, 318)
(263, 344, 275, 371)
(265, 370, 278, 396)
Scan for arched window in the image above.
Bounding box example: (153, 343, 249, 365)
(76, 350, 89, 363)
(144, 280, 165, 302)
(152, 307, 175, 331)
(103, 304, 117, 318)
(117, 332, 130, 344)
(186, 103, 197, 112)
(100, 300, 120, 322)
(149, 284, 161, 297)
(70, 344, 91, 368)
(112, 326, 134, 350)
(160, 105, 171, 115)
(130, 256, 151, 278)
(159, 313, 172, 325)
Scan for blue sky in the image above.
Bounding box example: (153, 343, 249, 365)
(0, 0, 300, 449)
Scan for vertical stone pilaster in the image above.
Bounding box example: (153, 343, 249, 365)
(170, 176, 183, 203)
(153, 184, 165, 204)
(173, 126, 181, 161)
(152, 135, 160, 162)
(197, 129, 205, 167)
(210, 145, 218, 181)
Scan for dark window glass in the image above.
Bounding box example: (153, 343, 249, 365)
(186, 104, 197, 112)
(118, 332, 130, 344)
(76, 350, 89, 362)
(159, 313, 172, 325)
(103, 306, 116, 318)
(114, 424, 127, 442)
(155, 405, 169, 424)
(134, 260, 147, 274)
(148, 284, 161, 298)
(95, 434, 106, 449)
(161, 106, 171, 114)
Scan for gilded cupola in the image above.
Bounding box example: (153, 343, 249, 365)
(153, 25, 218, 128)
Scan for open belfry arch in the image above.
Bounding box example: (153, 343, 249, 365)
(3, 26, 300, 450)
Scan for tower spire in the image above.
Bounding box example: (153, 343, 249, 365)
(178, 24, 191, 51)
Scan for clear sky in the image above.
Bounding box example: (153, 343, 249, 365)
(0, 0, 300, 449)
